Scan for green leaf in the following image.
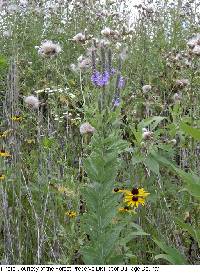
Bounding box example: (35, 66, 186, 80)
(132, 154, 144, 166)
(155, 254, 176, 264)
(153, 238, 187, 265)
(150, 151, 175, 168)
(175, 218, 200, 248)
(41, 137, 55, 149)
(144, 156, 160, 174)
(0, 56, 8, 69)
(138, 116, 166, 131)
(174, 169, 200, 199)
(180, 122, 200, 140)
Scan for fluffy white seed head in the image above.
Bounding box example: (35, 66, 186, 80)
(78, 58, 91, 69)
(142, 85, 152, 93)
(172, 93, 182, 103)
(192, 45, 200, 55)
(175, 79, 189, 88)
(101, 27, 111, 36)
(170, 139, 177, 145)
(24, 95, 40, 109)
(72, 33, 86, 42)
(3, 30, 12, 37)
(37, 40, 61, 58)
(80, 122, 95, 135)
(187, 34, 200, 48)
(142, 131, 153, 140)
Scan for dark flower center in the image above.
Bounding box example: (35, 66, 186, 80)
(131, 188, 139, 195)
(114, 188, 119, 192)
(1, 149, 5, 153)
(124, 206, 129, 210)
(132, 196, 138, 202)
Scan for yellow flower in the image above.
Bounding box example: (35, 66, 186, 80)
(118, 206, 130, 212)
(68, 79, 76, 86)
(0, 174, 5, 180)
(124, 195, 146, 207)
(0, 130, 10, 138)
(125, 188, 150, 198)
(25, 139, 35, 144)
(0, 129, 13, 138)
(0, 149, 11, 157)
(123, 187, 150, 208)
(65, 211, 77, 218)
(11, 115, 22, 122)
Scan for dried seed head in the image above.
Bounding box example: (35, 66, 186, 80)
(187, 34, 200, 48)
(78, 57, 91, 70)
(170, 139, 177, 145)
(142, 131, 153, 140)
(172, 93, 182, 103)
(142, 85, 152, 93)
(175, 79, 189, 88)
(24, 95, 40, 109)
(80, 122, 95, 135)
(192, 45, 200, 55)
(101, 27, 111, 37)
(37, 40, 61, 58)
(72, 32, 86, 43)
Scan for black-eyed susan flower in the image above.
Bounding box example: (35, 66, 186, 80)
(118, 206, 130, 212)
(0, 149, 11, 157)
(11, 115, 22, 122)
(0, 174, 5, 181)
(65, 211, 77, 218)
(124, 195, 146, 207)
(123, 187, 150, 208)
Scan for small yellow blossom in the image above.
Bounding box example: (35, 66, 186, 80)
(0, 149, 11, 157)
(118, 206, 130, 212)
(11, 115, 22, 122)
(0, 129, 12, 138)
(68, 79, 76, 86)
(25, 139, 35, 144)
(0, 174, 5, 181)
(65, 211, 77, 218)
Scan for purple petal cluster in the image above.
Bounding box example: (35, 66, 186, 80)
(91, 71, 110, 87)
(118, 76, 125, 89)
(113, 97, 120, 107)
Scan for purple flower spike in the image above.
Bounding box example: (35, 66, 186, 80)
(91, 70, 110, 87)
(110, 68, 116, 75)
(118, 76, 125, 89)
(113, 98, 120, 107)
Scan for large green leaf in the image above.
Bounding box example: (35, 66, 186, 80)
(174, 169, 200, 199)
(144, 155, 160, 174)
(180, 122, 200, 140)
(175, 218, 200, 248)
(138, 116, 166, 131)
(153, 238, 188, 264)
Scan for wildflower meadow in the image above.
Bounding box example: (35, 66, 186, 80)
(0, 0, 200, 265)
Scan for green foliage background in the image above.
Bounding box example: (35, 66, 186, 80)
(0, 0, 200, 265)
